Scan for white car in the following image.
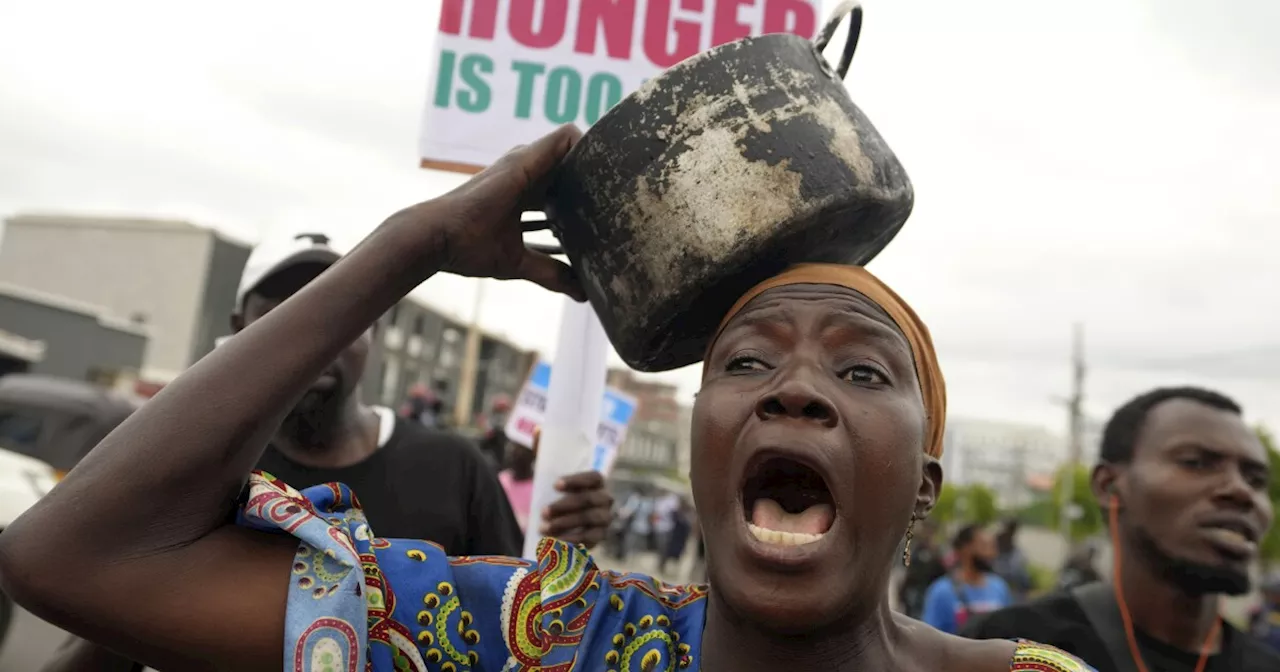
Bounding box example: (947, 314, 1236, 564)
(0, 446, 59, 648)
(0, 374, 141, 651)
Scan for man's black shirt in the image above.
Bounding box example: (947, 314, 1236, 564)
(256, 414, 524, 556)
(962, 589, 1280, 672)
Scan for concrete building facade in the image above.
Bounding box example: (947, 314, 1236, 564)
(0, 214, 251, 382)
(0, 283, 147, 383)
(363, 295, 535, 423)
(941, 418, 1067, 509)
(607, 370, 690, 476)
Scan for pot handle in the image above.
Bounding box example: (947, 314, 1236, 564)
(813, 0, 863, 81)
(525, 241, 563, 256)
(522, 216, 564, 256)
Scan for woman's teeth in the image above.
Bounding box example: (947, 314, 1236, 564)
(748, 523, 824, 546)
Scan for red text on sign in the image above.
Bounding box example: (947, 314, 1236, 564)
(439, 0, 816, 67)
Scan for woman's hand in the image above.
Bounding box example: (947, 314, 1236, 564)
(387, 124, 586, 301)
(543, 470, 614, 548)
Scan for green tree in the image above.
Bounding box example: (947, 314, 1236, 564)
(932, 483, 961, 525)
(1257, 426, 1280, 565)
(967, 484, 1000, 526)
(1015, 496, 1056, 528)
(1052, 463, 1104, 542)
(931, 483, 1001, 526)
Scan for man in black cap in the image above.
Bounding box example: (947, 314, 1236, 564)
(963, 386, 1279, 671)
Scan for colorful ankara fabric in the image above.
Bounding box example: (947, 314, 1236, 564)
(237, 472, 1096, 672)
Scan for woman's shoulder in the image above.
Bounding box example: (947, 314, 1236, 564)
(923, 627, 1096, 672)
(1009, 639, 1096, 671)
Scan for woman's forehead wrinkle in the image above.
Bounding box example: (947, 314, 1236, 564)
(817, 304, 911, 356)
(735, 285, 907, 340)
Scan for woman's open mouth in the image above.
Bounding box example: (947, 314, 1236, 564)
(741, 456, 835, 547)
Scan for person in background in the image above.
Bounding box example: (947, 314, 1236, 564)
(652, 490, 681, 559)
(963, 387, 1280, 671)
(605, 497, 631, 558)
(1248, 574, 1280, 654)
(624, 487, 656, 560)
(899, 517, 948, 619)
(399, 382, 439, 427)
(992, 519, 1033, 603)
(922, 524, 1012, 634)
(475, 395, 512, 469)
(497, 436, 537, 534)
(431, 379, 453, 430)
(38, 231, 614, 672)
(658, 497, 693, 576)
(1055, 542, 1102, 593)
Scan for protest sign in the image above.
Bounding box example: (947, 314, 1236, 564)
(505, 359, 638, 475)
(419, 0, 824, 172)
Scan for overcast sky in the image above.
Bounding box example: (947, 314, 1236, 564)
(1, 0, 1277, 437)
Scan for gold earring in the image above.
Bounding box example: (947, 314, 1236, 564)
(903, 514, 917, 567)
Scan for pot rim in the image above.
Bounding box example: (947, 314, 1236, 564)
(571, 30, 822, 148)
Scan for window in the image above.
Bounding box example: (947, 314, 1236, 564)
(439, 344, 458, 369)
(381, 356, 402, 405)
(384, 326, 404, 350)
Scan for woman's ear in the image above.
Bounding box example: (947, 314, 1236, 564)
(915, 455, 943, 519)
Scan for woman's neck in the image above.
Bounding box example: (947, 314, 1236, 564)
(700, 591, 904, 672)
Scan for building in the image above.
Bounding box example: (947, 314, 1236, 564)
(607, 369, 690, 477)
(675, 404, 693, 477)
(941, 418, 1067, 509)
(0, 214, 252, 383)
(0, 329, 46, 377)
(363, 295, 536, 425)
(0, 283, 147, 384)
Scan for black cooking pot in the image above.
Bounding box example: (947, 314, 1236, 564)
(541, 1, 913, 372)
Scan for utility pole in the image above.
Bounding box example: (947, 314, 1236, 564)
(454, 279, 487, 429)
(1059, 323, 1086, 544)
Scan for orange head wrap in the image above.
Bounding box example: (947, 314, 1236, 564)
(704, 263, 947, 458)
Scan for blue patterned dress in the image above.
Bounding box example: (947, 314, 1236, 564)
(237, 472, 1095, 672)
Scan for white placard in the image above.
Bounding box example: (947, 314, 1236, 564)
(520, 298, 613, 559)
(419, 0, 824, 171)
(505, 360, 638, 473)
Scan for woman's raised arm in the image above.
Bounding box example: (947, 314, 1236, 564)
(0, 126, 583, 671)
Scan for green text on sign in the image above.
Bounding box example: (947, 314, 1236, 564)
(434, 50, 625, 125)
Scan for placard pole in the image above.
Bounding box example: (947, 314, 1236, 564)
(521, 297, 610, 559)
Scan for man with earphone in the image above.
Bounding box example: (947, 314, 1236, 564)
(961, 386, 1280, 672)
